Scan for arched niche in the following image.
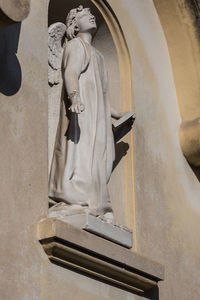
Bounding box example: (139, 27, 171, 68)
(153, 0, 200, 168)
(48, 0, 135, 234)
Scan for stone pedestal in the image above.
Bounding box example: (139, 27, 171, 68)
(38, 218, 164, 294)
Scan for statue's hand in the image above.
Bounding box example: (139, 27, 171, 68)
(117, 112, 126, 119)
(111, 108, 126, 119)
(69, 101, 85, 114)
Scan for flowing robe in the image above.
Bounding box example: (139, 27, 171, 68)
(49, 37, 115, 215)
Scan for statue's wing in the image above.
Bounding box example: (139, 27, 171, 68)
(48, 22, 66, 85)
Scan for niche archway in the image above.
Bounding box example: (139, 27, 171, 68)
(153, 0, 200, 170)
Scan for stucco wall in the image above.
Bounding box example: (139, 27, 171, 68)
(0, 0, 200, 299)
(114, 1, 200, 299)
(0, 1, 48, 299)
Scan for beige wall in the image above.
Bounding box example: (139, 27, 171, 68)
(0, 1, 48, 299)
(153, 0, 200, 168)
(0, 0, 200, 299)
(153, 0, 200, 122)
(115, 1, 200, 299)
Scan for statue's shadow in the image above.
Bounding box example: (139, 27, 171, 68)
(113, 141, 130, 171)
(0, 22, 22, 96)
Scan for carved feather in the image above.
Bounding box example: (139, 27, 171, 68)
(48, 22, 67, 85)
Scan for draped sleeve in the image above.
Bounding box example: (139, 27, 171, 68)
(62, 38, 91, 76)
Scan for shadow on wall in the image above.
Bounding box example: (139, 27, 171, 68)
(186, 0, 200, 42)
(0, 22, 22, 96)
(191, 165, 200, 182)
(143, 286, 159, 300)
(113, 141, 130, 171)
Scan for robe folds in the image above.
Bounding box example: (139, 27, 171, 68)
(49, 37, 115, 215)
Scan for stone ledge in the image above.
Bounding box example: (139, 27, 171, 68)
(38, 218, 164, 293)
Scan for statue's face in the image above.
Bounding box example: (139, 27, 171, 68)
(76, 8, 97, 33)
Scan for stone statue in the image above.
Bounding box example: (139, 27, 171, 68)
(48, 5, 135, 223)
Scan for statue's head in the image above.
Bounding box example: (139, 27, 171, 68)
(66, 5, 96, 40)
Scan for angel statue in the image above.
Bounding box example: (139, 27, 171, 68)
(48, 5, 135, 222)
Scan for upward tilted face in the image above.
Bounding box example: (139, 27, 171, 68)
(76, 8, 97, 33)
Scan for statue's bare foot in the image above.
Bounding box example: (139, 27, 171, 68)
(100, 212, 114, 224)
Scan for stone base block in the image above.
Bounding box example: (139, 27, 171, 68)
(54, 213, 133, 248)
